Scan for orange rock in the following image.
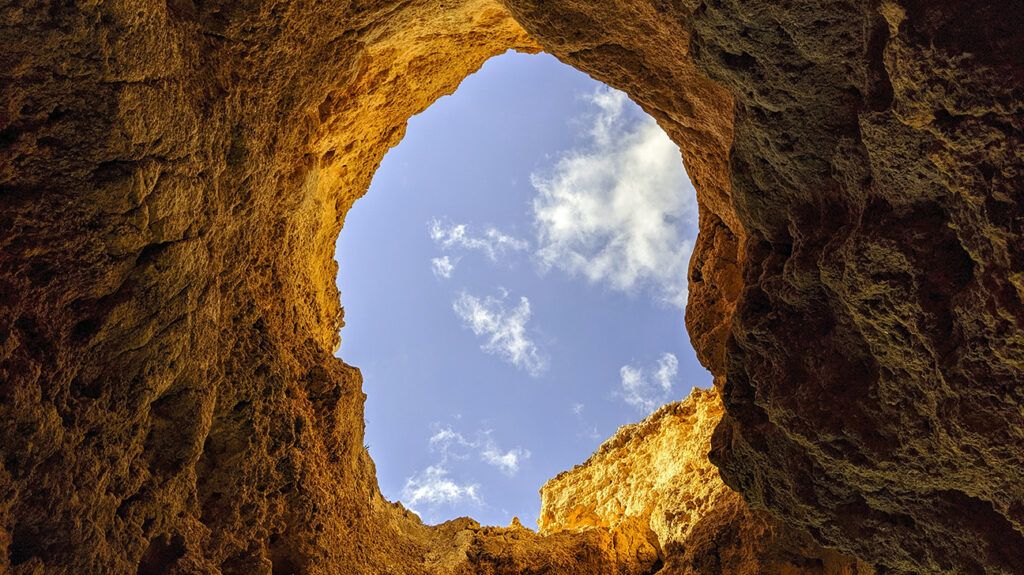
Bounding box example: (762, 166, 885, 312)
(540, 388, 871, 574)
(2, 0, 1021, 573)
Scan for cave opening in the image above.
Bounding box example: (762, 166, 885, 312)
(335, 51, 711, 527)
(6, 2, 1018, 572)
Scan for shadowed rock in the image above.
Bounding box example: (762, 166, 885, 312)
(1, 0, 1021, 573)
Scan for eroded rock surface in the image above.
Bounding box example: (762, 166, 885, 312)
(1, 0, 1022, 573)
(689, 4, 1024, 573)
(504, 1, 1024, 572)
(540, 388, 872, 575)
(1, 1, 540, 572)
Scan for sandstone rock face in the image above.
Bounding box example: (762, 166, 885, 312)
(429, 517, 661, 575)
(689, 4, 1024, 573)
(539, 388, 872, 575)
(503, 1, 1024, 572)
(1, 1, 540, 572)
(1, 0, 1022, 574)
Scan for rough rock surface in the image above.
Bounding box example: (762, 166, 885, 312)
(1, 0, 1022, 574)
(540, 388, 872, 575)
(503, 1, 1024, 572)
(0, 1, 543, 572)
(689, 4, 1024, 573)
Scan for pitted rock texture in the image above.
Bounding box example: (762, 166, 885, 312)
(539, 388, 872, 575)
(431, 517, 661, 575)
(1, 0, 1022, 574)
(686, 3, 1024, 573)
(0, 1, 541, 573)
(466, 0, 1024, 571)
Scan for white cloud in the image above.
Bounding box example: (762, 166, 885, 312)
(426, 425, 530, 476)
(531, 88, 697, 308)
(452, 291, 547, 376)
(401, 424, 529, 520)
(428, 425, 475, 461)
(620, 352, 679, 412)
(429, 426, 469, 448)
(620, 365, 647, 408)
(430, 219, 528, 261)
(480, 436, 530, 476)
(570, 402, 601, 440)
(654, 352, 678, 391)
(431, 256, 456, 279)
(401, 465, 481, 510)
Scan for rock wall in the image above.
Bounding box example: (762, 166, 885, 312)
(503, 1, 1024, 572)
(1, 0, 1022, 574)
(692, 4, 1024, 573)
(539, 388, 873, 575)
(0, 1, 540, 572)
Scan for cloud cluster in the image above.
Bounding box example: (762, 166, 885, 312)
(431, 256, 456, 279)
(480, 439, 530, 476)
(401, 424, 531, 518)
(620, 352, 679, 412)
(428, 425, 531, 475)
(430, 220, 528, 262)
(401, 465, 481, 509)
(429, 426, 474, 453)
(452, 291, 547, 376)
(531, 88, 697, 308)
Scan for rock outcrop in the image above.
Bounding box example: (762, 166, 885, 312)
(1, 0, 1021, 573)
(504, 1, 1024, 572)
(540, 388, 873, 575)
(690, 4, 1024, 573)
(1, 1, 539, 572)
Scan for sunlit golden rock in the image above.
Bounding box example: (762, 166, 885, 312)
(2, 0, 1021, 573)
(539, 389, 873, 574)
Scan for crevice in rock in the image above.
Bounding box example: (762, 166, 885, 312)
(136, 533, 186, 575)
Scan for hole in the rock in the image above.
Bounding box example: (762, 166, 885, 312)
(136, 533, 186, 575)
(336, 52, 710, 527)
(7, 527, 40, 566)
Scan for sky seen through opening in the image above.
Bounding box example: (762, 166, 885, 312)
(335, 51, 711, 528)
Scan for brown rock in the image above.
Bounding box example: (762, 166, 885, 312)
(687, 2, 1024, 573)
(1, 0, 1022, 573)
(540, 388, 872, 575)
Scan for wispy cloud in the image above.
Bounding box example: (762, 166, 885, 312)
(431, 255, 457, 279)
(620, 352, 679, 412)
(430, 219, 528, 261)
(401, 465, 482, 510)
(401, 424, 529, 519)
(531, 88, 697, 308)
(570, 402, 600, 440)
(480, 434, 530, 476)
(428, 425, 475, 460)
(427, 425, 530, 476)
(653, 352, 678, 392)
(429, 426, 469, 447)
(452, 291, 547, 376)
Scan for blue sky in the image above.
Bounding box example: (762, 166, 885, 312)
(335, 51, 710, 528)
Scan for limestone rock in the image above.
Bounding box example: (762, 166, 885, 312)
(540, 388, 872, 574)
(2, 0, 1022, 573)
(506, 1, 1024, 571)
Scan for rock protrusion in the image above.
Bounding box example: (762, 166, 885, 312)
(540, 389, 873, 574)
